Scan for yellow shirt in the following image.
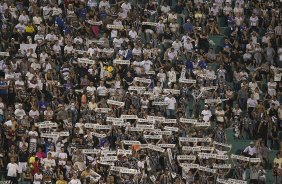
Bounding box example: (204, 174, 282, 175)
(274, 157, 282, 167)
(56, 180, 67, 184)
(25, 26, 35, 33)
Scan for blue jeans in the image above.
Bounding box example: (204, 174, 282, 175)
(166, 109, 175, 118)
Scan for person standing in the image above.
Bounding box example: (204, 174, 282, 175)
(7, 157, 18, 184)
(164, 93, 177, 118)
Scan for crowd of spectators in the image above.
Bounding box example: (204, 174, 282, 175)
(0, 0, 282, 183)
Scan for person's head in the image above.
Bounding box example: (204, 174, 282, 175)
(250, 141, 255, 147)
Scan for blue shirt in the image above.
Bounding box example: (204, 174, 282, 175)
(198, 60, 207, 69)
(0, 81, 8, 94)
(186, 60, 194, 71)
(55, 17, 65, 28)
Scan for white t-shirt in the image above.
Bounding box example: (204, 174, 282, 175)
(69, 179, 82, 184)
(141, 60, 153, 72)
(164, 97, 176, 110)
(7, 163, 18, 177)
(201, 110, 212, 122)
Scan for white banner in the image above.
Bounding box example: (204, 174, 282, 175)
(86, 20, 102, 25)
(121, 115, 138, 119)
(180, 118, 198, 124)
(144, 134, 162, 139)
(157, 144, 175, 148)
(201, 86, 218, 92)
(250, 158, 261, 163)
(106, 117, 124, 123)
(122, 141, 141, 145)
(179, 79, 196, 84)
(167, 148, 173, 164)
(147, 144, 165, 152)
(20, 44, 37, 53)
(136, 124, 154, 129)
(92, 132, 107, 138)
(100, 156, 118, 162)
(181, 163, 199, 169)
(164, 126, 178, 132)
(128, 86, 146, 91)
(0, 52, 9, 56)
(142, 22, 157, 26)
(177, 155, 196, 160)
(199, 166, 216, 173)
(113, 59, 130, 65)
(164, 119, 177, 123)
(231, 154, 250, 162)
(106, 24, 124, 29)
(117, 149, 132, 155)
(163, 89, 180, 95)
(134, 77, 151, 84)
(97, 160, 114, 166)
(94, 108, 111, 113)
(128, 127, 143, 132)
(182, 146, 201, 152)
(228, 179, 247, 184)
(152, 101, 169, 106)
(107, 100, 125, 107)
(82, 149, 101, 154)
(198, 74, 217, 80)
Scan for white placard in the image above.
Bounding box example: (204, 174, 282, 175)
(122, 141, 141, 145)
(164, 119, 177, 123)
(157, 144, 175, 148)
(106, 24, 124, 29)
(154, 130, 172, 135)
(217, 178, 230, 184)
(78, 58, 95, 65)
(134, 77, 151, 84)
(113, 59, 130, 65)
(117, 149, 132, 155)
(163, 89, 180, 94)
(146, 71, 156, 75)
(142, 22, 157, 26)
(0, 52, 9, 56)
(20, 44, 37, 54)
(92, 132, 107, 138)
(201, 86, 218, 92)
(167, 148, 173, 164)
(93, 124, 112, 130)
(106, 117, 124, 123)
(107, 100, 125, 107)
(147, 144, 165, 152)
(231, 154, 250, 162)
(101, 150, 117, 155)
(100, 156, 118, 162)
(164, 126, 179, 132)
(97, 160, 114, 166)
(128, 86, 146, 91)
(182, 146, 201, 152)
(87, 20, 102, 25)
(121, 115, 138, 119)
(181, 163, 199, 169)
(136, 124, 154, 129)
(250, 158, 261, 163)
(177, 155, 196, 160)
(198, 74, 217, 79)
(199, 166, 216, 173)
(195, 122, 211, 127)
(228, 179, 247, 184)
(82, 149, 101, 154)
(152, 101, 169, 106)
(180, 118, 198, 124)
(213, 141, 232, 148)
(128, 127, 143, 132)
(179, 79, 196, 84)
(144, 134, 162, 139)
(94, 108, 111, 113)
